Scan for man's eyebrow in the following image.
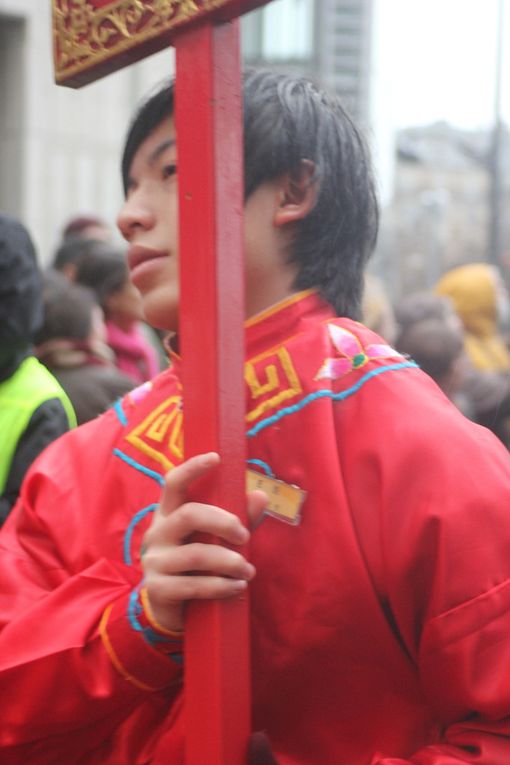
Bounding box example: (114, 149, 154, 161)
(148, 139, 176, 165)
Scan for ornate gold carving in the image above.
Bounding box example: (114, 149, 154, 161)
(245, 348, 302, 423)
(52, 0, 233, 84)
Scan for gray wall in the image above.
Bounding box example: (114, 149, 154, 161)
(0, 15, 25, 219)
(0, 0, 175, 264)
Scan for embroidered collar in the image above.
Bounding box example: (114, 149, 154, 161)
(167, 289, 335, 372)
(245, 289, 334, 357)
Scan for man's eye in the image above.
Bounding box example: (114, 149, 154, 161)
(125, 177, 137, 194)
(162, 163, 177, 179)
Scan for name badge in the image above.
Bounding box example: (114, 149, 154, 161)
(246, 470, 306, 526)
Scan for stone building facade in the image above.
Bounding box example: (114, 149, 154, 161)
(0, 0, 173, 263)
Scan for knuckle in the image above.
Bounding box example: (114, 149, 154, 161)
(183, 544, 205, 571)
(177, 503, 195, 524)
(142, 522, 156, 543)
(163, 471, 176, 493)
(143, 574, 165, 605)
(226, 549, 244, 569)
(225, 514, 243, 536)
(140, 548, 158, 573)
(142, 548, 161, 577)
(180, 576, 202, 599)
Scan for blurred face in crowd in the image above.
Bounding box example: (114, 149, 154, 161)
(106, 277, 145, 330)
(117, 115, 301, 332)
(89, 304, 107, 345)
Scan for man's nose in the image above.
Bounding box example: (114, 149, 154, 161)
(117, 195, 155, 241)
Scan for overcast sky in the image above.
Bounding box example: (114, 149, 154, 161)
(374, 0, 510, 129)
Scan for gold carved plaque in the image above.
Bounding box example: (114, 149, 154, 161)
(52, 0, 269, 87)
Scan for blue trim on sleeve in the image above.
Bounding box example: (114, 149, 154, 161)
(246, 459, 275, 477)
(127, 588, 182, 655)
(113, 399, 128, 426)
(123, 504, 157, 566)
(113, 449, 165, 486)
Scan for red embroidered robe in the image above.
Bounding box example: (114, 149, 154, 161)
(1, 290, 510, 764)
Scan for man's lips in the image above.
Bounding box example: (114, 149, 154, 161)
(127, 245, 168, 274)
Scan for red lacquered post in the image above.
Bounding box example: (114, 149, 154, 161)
(174, 19, 249, 765)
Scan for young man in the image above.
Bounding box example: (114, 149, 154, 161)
(1, 70, 510, 764)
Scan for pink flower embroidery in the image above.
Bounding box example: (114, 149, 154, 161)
(315, 324, 404, 381)
(128, 380, 153, 405)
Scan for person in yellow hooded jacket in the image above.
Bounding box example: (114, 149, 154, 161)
(436, 262, 510, 372)
(435, 263, 510, 447)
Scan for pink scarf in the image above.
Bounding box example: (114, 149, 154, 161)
(106, 321, 159, 384)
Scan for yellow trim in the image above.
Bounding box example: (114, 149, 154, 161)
(125, 395, 183, 472)
(244, 289, 316, 330)
(245, 346, 302, 423)
(99, 604, 160, 692)
(140, 587, 184, 639)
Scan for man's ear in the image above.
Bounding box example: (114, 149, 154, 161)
(273, 159, 317, 228)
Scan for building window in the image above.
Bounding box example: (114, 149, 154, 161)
(242, 0, 314, 63)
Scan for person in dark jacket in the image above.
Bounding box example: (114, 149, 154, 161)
(35, 270, 134, 424)
(74, 244, 161, 384)
(0, 214, 76, 524)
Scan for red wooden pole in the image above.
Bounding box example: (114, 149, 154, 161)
(174, 20, 250, 765)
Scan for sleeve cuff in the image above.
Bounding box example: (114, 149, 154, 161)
(100, 587, 183, 692)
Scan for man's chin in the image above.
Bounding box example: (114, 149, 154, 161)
(142, 296, 179, 334)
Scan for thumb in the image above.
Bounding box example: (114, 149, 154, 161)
(247, 490, 268, 530)
(248, 732, 278, 765)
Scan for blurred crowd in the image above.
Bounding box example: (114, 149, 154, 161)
(3, 207, 510, 525)
(0, 212, 166, 523)
(363, 265, 510, 448)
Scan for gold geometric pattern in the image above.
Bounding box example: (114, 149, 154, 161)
(52, 0, 244, 85)
(125, 395, 183, 472)
(245, 347, 302, 423)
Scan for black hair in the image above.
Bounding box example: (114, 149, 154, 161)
(74, 243, 128, 313)
(396, 318, 463, 382)
(121, 81, 174, 198)
(62, 214, 108, 240)
(121, 69, 379, 318)
(53, 237, 110, 273)
(36, 270, 97, 343)
(0, 214, 42, 375)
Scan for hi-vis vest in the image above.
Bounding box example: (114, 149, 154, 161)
(0, 356, 77, 493)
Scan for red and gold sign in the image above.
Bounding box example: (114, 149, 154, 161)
(52, 0, 270, 86)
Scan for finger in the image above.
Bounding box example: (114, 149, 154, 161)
(247, 490, 268, 530)
(146, 572, 250, 604)
(143, 542, 255, 580)
(160, 452, 220, 517)
(148, 503, 250, 546)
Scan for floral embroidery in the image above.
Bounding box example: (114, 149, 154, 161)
(114, 381, 154, 424)
(315, 324, 404, 381)
(128, 380, 153, 405)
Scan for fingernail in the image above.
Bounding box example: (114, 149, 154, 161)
(238, 526, 250, 542)
(246, 563, 256, 580)
(202, 452, 219, 466)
